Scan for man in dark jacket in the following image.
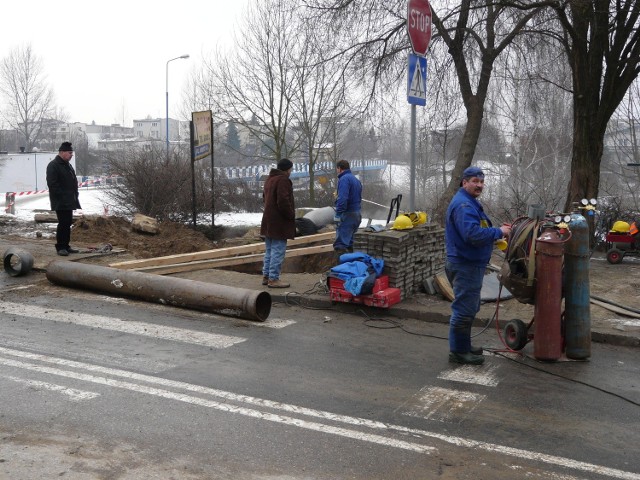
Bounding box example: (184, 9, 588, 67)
(260, 158, 295, 288)
(46, 142, 81, 256)
(445, 166, 511, 365)
(333, 159, 362, 255)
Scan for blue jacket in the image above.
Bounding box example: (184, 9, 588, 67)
(445, 188, 502, 266)
(334, 169, 362, 215)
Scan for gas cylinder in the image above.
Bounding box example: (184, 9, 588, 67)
(564, 211, 591, 360)
(533, 226, 566, 361)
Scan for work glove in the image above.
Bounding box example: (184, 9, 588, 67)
(333, 214, 341, 223)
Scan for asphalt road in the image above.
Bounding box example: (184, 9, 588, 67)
(0, 283, 639, 480)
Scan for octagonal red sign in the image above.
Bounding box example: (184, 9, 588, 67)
(407, 0, 432, 56)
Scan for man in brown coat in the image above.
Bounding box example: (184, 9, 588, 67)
(260, 158, 295, 288)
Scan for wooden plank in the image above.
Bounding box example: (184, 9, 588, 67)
(133, 243, 334, 275)
(109, 231, 335, 269)
(590, 298, 640, 319)
(434, 272, 455, 302)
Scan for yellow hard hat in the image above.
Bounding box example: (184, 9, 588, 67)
(610, 221, 630, 233)
(407, 211, 427, 226)
(391, 214, 413, 230)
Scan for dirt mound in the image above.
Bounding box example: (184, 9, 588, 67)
(71, 216, 218, 259)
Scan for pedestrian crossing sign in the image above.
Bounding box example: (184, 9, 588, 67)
(407, 53, 427, 106)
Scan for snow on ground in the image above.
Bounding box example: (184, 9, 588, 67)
(6, 187, 385, 228)
(7, 188, 266, 227)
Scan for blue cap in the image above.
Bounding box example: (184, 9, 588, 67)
(462, 166, 484, 180)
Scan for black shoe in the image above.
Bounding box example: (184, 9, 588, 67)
(470, 345, 483, 355)
(57, 249, 69, 256)
(449, 352, 485, 365)
(67, 247, 80, 254)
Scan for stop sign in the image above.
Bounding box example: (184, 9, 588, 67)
(407, 0, 432, 56)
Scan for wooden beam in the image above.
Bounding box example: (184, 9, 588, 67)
(133, 244, 334, 275)
(109, 231, 335, 269)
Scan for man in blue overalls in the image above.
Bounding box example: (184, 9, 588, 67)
(333, 160, 362, 255)
(445, 166, 511, 365)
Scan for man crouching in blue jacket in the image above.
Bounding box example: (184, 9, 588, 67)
(445, 166, 511, 365)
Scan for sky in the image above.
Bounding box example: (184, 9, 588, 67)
(1, 0, 250, 127)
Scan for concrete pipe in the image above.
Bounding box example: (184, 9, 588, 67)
(303, 206, 336, 229)
(3, 248, 34, 277)
(46, 261, 271, 321)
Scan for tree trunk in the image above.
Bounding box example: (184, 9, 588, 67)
(434, 99, 485, 222)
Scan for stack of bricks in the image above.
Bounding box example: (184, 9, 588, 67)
(353, 224, 445, 299)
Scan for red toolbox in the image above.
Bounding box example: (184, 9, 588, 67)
(328, 275, 389, 293)
(362, 287, 402, 308)
(329, 288, 365, 304)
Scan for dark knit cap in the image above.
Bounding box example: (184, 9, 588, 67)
(277, 158, 293, 171)
(59, 142, 73, 152)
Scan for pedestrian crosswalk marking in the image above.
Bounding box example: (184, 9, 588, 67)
(403, 386, 486, 422)
(438, 365, 500, 387)
(0, 373, 100, 401)
(0, 302, 245, 349)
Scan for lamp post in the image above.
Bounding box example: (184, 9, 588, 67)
(165, 54, 190, 152)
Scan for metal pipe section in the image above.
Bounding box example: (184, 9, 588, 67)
(46, 261, 271, 322)
(3, 247, 34, 277)
(564, 212, 591, 360)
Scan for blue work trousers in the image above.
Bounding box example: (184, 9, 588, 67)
(445, 260, 484, 353)
(333, 211, 362, 251)
(262, 237, 287, 280)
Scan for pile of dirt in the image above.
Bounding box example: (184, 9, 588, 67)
(71, 216, 219, 259)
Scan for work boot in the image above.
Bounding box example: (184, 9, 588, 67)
(262, 276, 269, 286)
(470, 345, 483, 355)
(449, 352, 485, 365)
(333, 249, 347, 260)
(67, 247, 80, 254)
(268, 279, 290, 289)
(57, 249, 69, 256)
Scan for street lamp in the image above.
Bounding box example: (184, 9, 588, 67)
(165, 54, 190, 151)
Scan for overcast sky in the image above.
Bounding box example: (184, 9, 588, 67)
(1, 0, 249, 127)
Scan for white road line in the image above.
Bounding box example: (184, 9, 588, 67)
(0, 374, 100, 401)
(0, 302, 245, 349)
(0, 338, 176, 374)
(0, 356, 432, 454)
(438, 364, 500, 387)
(403, 386, 486, 422)
(0, 347, 638, 479)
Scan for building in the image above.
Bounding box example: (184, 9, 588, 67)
(132, 117, 189, 143)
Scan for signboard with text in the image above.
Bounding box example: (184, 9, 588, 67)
(192, 110, 212, 162)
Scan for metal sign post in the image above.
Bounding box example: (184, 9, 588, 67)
(406, 0, 432, 212)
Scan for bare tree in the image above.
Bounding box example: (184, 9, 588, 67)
(550, 1, 640, 210)
(0, 44, 54, 151)
(303, 1, 541, 220)
(195, 0, 302, 164)
(290, 3, 353, 206)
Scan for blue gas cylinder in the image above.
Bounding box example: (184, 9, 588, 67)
(564, 211, 591, 360)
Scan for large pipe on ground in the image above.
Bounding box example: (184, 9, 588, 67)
(46, 261, 271, 322)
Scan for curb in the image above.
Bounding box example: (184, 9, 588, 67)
(269, 292, 640, 349)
